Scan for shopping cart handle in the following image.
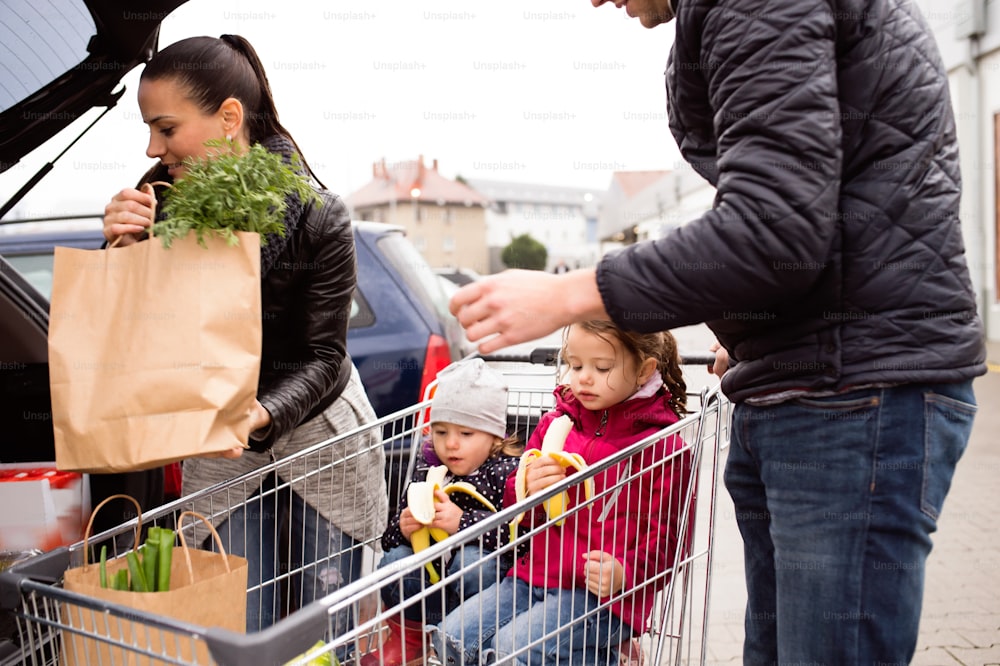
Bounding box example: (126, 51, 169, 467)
(0, 547, 69, 610)
(204, 600, 328, 666)
(528, 347, 560, 365)
(478, 347, 719, 367)
(681, 351, 719, 367)
(474, 347, 560, 365)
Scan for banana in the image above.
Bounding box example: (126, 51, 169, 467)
(406, 465, 497, 583)
(511, 414, 593, 538)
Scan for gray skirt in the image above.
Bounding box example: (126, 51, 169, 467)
(182, 366, 388, 547)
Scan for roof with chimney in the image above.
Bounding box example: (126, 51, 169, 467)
(347, 156, 489, 209)
(610, 170, 671, 198)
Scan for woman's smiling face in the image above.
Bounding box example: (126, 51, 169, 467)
(138, 77, 232, 180)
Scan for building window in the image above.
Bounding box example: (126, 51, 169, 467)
(443, 236, 455, 252)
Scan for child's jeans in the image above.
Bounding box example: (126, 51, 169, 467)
(378, 543, 504, 623)
(431, 576, 631, 665)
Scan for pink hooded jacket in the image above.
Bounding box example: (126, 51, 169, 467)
(503, 376, 692, 633)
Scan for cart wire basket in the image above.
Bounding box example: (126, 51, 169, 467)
(1, 349, 731, 666)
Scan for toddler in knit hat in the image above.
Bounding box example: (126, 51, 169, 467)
(429, 356, 509, 442)
(364, 359, 522, 666)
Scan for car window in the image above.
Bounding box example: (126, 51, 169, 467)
(376, 232, 452, 323)
(1, 0, 94, 113)
(348, 290, 374, 329)
(3, 252, 53, 299)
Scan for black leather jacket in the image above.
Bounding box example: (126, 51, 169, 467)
(597, 0, 986, 402)
(254, 189, 354, 450)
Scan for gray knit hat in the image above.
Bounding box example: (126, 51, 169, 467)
(429, 358, 508, 439)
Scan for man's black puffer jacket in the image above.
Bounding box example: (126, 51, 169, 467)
(596, 0, 986, 402)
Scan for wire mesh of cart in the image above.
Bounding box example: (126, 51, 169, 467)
(0, 349, 730, 666)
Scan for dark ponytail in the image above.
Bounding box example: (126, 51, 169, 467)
(141, 34, 324, 187)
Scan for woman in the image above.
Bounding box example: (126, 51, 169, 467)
(102, 34, 388, 633)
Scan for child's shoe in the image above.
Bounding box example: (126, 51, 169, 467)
(618, 637, 646, 665)
(358, 616, 425, 666)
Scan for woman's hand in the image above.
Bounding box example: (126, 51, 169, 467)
(199, 400, 269, 461)
(103, 185, 156, 246)
(248, 400, 272, 433)
(582, 550, 625, 598)
(200, 445, 246, 459)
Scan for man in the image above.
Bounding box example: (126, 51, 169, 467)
(450, 0, 986, 663)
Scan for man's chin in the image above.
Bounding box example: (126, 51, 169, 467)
(639, 13, 674, 28)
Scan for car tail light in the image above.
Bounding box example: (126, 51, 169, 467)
(419, 334, 453, 430)
(419, 334, 453, 403)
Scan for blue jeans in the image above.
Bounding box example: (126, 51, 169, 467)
(212, 481, 363, 634)
(378, 544, 505, 623)
(432, 576, 630, 665)
(724, 381, 976, 665)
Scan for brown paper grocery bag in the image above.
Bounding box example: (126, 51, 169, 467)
(49, 230, 261, 472)
(61, 497, 248, 665)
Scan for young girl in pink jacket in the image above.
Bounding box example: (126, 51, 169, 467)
(432, 320, 691, 665)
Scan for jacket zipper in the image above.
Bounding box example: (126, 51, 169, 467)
(582, 410, 609, 520)
(587, 409, 629, 522)
(594, 410, 608, 437)
(582, 409, 608, 463)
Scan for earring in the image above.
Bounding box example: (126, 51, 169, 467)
(226, 134, 233, 142)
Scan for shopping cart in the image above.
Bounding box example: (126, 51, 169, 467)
(0, 349, 730, 666)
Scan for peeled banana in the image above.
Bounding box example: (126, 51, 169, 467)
(512, 414, 593, 537)
(407, 464, 497, 583)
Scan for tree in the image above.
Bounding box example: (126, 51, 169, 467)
(501, 234, 548, 270)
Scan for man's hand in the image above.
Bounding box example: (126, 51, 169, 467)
(708, 341, 730, 379)
(449, 268, 606, 354)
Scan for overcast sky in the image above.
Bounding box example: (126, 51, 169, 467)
(1, 0, 685, 221)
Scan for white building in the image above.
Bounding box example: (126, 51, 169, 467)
(465, 179, 602, 273)
(919, 0, 999, 340)
(596, 166, 715, 251)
